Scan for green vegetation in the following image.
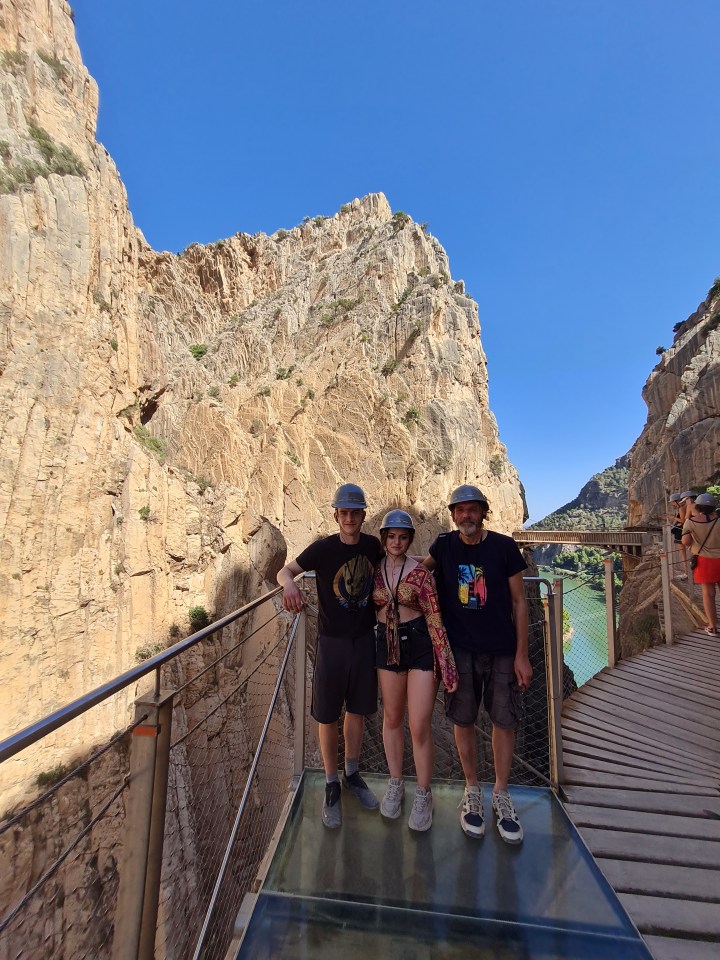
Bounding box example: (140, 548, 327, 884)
(138, 505, 150, 521)
(340, 203, 352, 214)
(276, 365, 296, 380)
(249, 418, 262, 435)
(275, 229, 290, 241)
(189, 343, 208, 360)
(305, 389, 316, 401)
(655, 345, 665, 355)
(1, 50, 28, 72)
(36, 763, 69, 789)
(285, 449, 301, 466)
(195, 476, 211, 492)
(391, 286, 413, 313)
(38, 50, 68, 81)
(391, 211, 411, 234)
(109, 338, 118, 351)
(189, 606, 210, 631)
(258, 385, 271, 397)
(134, 641, 166, 663)
(708, 276, 720, 302)
(114, 562, 124, 575)
(134, 424, 166, 462)
(433, 454, 452, 474)
(489, 454, 503, 478)
(0, 122, 86, 194)
(402, 407, 421, 426)
(228, 373, 240, 387)
(168, 623, 181, 640)
(381, 358, 399, 376)
(207, 386, 220, 399)
(93, 291, 111, 312)
(319, 297, 361, 327)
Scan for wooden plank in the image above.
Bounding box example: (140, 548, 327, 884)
(564, 694, 720, 759)
(562, 785, 720, 818)
(561, 718, 718, 776)
(643, 935, 720, 960)
(613, 659, 719, 695)
(632, 650, 720, 678)
(596, 858, 720, 902)
(563, 803, 720, 841)
(618, 892, 720, 937)
(562, 756, 716, 789)
(562, 700, 720, 769)
(587, 672, 720, 719)
(563, 768, 719, 796)
(561, 739, 710, 784)
(574, 686, 720, 750)
(578, 828, 720, 868)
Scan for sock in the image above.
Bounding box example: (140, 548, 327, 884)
(344, 758, 359, 777)
(326, 773, 339, 784)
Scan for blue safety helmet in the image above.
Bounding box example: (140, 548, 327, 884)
(695, 493, 717, 508)
(380, 509, 415, 532)
(669, 492, 682, 503)
(331, 483, 367, 510)
(680, 490, 696, 502)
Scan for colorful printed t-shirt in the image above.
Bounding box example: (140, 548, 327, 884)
(296, 532, 382, 638)
(428, 530, 526, 656)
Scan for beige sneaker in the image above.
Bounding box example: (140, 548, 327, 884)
(408, 786, 433, 831)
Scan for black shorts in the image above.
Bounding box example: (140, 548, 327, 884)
(311, 629, 378, 724)
(445, 648, 520, 730)
(375, 616, 434, 672)
(671, 524, 683, 544)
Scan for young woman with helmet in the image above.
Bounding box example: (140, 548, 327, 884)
(372, 509, 458, 831)
(681, 492, 720, 635)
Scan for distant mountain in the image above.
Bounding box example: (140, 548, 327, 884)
(528, 456, 629, 566)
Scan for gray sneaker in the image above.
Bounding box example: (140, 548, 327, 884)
(380, 777, 405, 819)
(408, 786, 433, 832)
(492, 790, 523, 844)
(459, 785, 484, 838)
(342, 770, 379, 809)
(322, 780, 341, 829)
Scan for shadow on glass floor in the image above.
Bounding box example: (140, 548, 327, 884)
(236, 771, 651, 959)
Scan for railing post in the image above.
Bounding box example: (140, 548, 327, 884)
(113, 687, 174, 960)
(660, 524, 674, 646)
(544, 585, 565, 789)
(293, 608, 307, 779)
(604, 557, 619, 666)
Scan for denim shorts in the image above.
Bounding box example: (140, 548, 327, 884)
(375, 616, 434, 672)
(445, 647, 520, 730)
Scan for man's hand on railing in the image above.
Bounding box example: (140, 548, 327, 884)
(282, 580, 307, 613)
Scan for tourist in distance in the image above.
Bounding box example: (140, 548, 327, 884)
(668, 492, 689, 581)
(681, 492, 720, 636)
(277, 483, 382, 828)
(372, 509, 458, 831)
(423, 485, 531, 844)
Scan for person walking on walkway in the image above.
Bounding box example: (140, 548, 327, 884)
(424, 485, 531, 844)
(681, 492, 720, 636)
(668, 492, 689, 581)
(373, 510, 458, 832)
(277, 483, 382, 827)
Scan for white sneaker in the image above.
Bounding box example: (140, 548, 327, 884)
(492, 790, 523, 844)
(380, 777, 405, 819)
(459, 785, 484, 838)
(408, 787, 433, 831)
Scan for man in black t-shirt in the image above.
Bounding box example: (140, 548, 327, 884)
(424, 485, 531, 844)
(277, 483, 382, 828)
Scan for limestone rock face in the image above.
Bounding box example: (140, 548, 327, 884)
(627, 286, 720, 525)
(0, 0, 524, 804)
(620, 282, 719, 654)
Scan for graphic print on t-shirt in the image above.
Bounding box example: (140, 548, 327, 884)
(333, 555, 375, 610)
(457, 563, 487, 609)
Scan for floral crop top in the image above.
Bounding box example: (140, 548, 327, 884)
(372, 564, 458, 689)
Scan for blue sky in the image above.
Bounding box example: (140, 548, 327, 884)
(72, 0, 720, 523)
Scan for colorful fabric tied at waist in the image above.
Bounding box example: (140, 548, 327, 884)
(385, 601, 401, 665)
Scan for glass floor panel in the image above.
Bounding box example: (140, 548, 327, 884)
(236, 771, 651, 959)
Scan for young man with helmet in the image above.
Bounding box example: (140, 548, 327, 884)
(277, 482, 382, 828)
(424, 485, 532, 844)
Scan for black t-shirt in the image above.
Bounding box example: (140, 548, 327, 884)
(429, 530, 526, 656)
(296, 533, 382, 639)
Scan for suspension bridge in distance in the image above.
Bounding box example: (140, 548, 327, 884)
(513, 529, 653, 557)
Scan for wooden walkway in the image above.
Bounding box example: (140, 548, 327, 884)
(561, 630, 720, 960)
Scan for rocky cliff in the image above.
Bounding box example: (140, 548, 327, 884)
(0, 0, 524, 801)
(619, 280, 720, 654)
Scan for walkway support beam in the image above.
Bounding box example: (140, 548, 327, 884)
(545, 582, 565, 789)
(112, 689, 174, 960)
(660, 524, 674, 646)
(604, 558, 619, 667)
(294, 608, 307, 778)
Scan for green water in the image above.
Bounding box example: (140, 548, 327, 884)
(539, 567, 610, 687)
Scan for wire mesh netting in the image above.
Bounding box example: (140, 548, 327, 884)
(0, 710, 134, 960)
(155, 598, 299, 960)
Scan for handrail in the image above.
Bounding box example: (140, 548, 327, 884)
(0, 585, 283, 764)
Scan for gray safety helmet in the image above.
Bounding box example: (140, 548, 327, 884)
(448, 484, 489, 510)
(680, 490, 697, 501)
(331, 483, 367, 510)
(380, 509, 415, 532)
(669, 492, 682, 503)
(695, 493, 717, 507)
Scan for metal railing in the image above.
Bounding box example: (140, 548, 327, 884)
(1, 575, 563, 960)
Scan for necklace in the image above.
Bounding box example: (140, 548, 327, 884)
(383, 555, 407, 596)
